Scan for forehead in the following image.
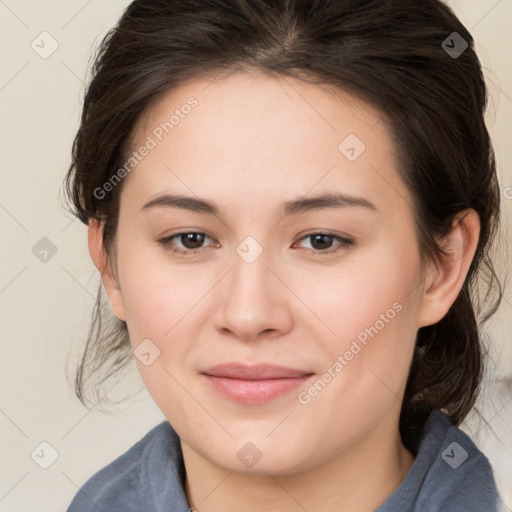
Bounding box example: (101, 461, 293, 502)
(124, 70, 411, 220)
(134, 70, 386, 154)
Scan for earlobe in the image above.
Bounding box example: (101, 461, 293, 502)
(417, 209, 480, 328)
(87, 218, 127, 322)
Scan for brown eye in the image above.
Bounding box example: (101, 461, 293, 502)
(295, 233, 355, 254)
(157, 232, 214, 255)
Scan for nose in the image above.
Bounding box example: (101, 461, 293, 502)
(213, 248, 294, 342)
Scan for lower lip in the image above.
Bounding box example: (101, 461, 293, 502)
(202, 374, 314, 404)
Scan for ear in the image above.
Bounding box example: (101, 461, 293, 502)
(417, 209, 480, 328)
(88, 219, 126, 322)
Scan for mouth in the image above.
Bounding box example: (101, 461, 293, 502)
(200, 363, 315, 404)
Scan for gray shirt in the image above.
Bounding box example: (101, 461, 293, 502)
(66, 409, 501, 511)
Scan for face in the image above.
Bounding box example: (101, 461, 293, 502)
(104, 70, 429, 474)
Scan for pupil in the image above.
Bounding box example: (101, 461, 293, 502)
(312, 234, 332, 250)
(183, 233, 204, 249)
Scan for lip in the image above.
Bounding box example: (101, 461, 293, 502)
(200, 363, 314, 404)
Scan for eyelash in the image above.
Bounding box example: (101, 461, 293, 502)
(157, 231, 355, 256)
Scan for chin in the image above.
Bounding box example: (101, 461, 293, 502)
(197, 435, 320, 476)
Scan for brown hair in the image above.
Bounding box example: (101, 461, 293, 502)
(64, 0, 503, 453)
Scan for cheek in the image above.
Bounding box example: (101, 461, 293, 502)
(293, 242, 421, 349)
(116, 237, 209, 343)
(291, 240, 422, 405)
(115, 246, 209, 421)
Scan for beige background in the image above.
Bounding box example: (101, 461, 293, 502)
(0, 0, 510, 510)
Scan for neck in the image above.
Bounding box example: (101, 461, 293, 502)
(182, 417, 415, 512)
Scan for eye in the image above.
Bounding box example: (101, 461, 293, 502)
(293, 233, 355, 254)
(157, 232, 215, 255)
(157, 231, 355, 256)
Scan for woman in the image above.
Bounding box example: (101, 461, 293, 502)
(64, 0, 504, 510)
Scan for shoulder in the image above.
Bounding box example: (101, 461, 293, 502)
(65, 421, 186, 512)
(420, 410, 499, 510)
(379, 409, 500, 512)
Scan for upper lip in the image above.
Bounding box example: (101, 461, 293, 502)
(201, 363, 313, 380)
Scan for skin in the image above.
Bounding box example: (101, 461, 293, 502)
(88, 70, 480, 512)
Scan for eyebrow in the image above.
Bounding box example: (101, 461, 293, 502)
(140, 192, 378, 216)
